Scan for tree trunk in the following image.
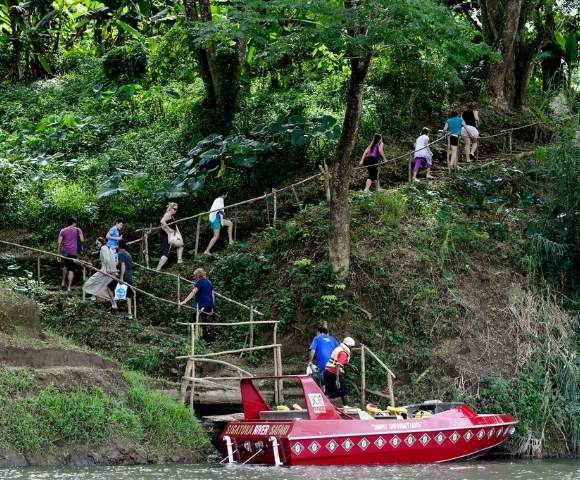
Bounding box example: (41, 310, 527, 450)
(8, 1, 22, 81)
(480, 0, 554, 107)
(328, 55, 371, 276)
(183, 0, 246, 133)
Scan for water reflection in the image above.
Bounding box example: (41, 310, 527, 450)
(1, 460, 578, 480)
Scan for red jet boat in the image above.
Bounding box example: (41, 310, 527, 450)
(220, 375, 517, 465)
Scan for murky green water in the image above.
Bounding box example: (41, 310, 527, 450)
(0, 460, 578, 480)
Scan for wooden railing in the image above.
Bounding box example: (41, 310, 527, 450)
(359, 344, 396, 408)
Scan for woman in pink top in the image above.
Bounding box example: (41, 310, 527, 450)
(359, 134, 385, 192)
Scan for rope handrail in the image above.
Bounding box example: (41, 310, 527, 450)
(132, 260, 264, 315)
(133, 172, 322, 234)
(131, 113, 578, 244)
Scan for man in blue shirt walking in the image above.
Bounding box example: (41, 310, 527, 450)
(308, 326, 339, 391)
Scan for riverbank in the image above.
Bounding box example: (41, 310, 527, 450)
(0, 290, 211, 468)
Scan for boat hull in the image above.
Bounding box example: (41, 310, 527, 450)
(221, 412, 517, 465)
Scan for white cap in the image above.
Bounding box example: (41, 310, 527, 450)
(343, 337, 355, 347)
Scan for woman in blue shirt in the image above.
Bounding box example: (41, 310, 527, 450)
(180, 268, 215, 343)
(444, 111, 471, 169)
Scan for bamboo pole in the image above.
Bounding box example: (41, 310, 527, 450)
(36, 256, 41, 282)
(388, 373, 395, 407)
(265, 194, 271, 227)
(509, 129, 513, 155)
(176, 344, 282, 359)
(272, 189, 277, 228)
(249, 307, 254, 350)
(194, 216, 201, 258)
(177, 275, 181, 311)
(195, 307, 200, 340)
(233, 209, 237, 241)
(180, 356, 194, 401)
(361, 344, 366, 409)
(408, 155, 412, 182)
(82, 267, 86, 301)
(190, 358, 253, 377)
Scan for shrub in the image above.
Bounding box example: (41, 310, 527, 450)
(102, 43, 148, 82)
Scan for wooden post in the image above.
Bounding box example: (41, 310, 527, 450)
(387, 373, 395, 407)
(233, 209, 237, 241)
(249, 307, 254, 350)
(194, 216, 201, 258)
(36, 256, 41, 282)
(82, 267, 86, 301)
(361, 344, 366, 408)
(272, 189, 277, 228)
(133, 289, 138, 321)
(533, 125, 538, 144)
(195, 307, 200, 340)
(509, 129, 513, 155)
(408, 155, 412, 182)
(189, 323, 196, 411)
(180, 356, 194, 401)
(265, 195, 271, 227)
(446, 135, 451, 172)
(177, 275, 181, 311)
(291, 186, 302, 210)
(143, 232, 150, 269)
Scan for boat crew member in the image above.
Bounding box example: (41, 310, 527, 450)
(308, 326, 339, 391)
(323, 337, 356, 407)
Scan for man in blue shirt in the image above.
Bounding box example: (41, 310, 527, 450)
(444, 110, 471, 169)
(106, 218, 124, 263)
(308, 326, 339, 391)
(180, 268, 215, 343)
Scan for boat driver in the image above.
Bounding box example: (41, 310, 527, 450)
(323, 337, 356, 407)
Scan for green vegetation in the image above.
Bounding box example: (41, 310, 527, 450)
(0, 367, 210, 457)
(0, 0, 578, 463)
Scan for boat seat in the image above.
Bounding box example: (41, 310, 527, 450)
(259, 410, 310, 420)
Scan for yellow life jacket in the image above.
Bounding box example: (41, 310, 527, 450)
(325, 344, 351, 371)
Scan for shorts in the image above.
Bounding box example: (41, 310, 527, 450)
(62, 254, 78, 272)
(209, 215, 222, 230)
(323, 370, 348, 398)
(363, 156, 379, 181)
(107, 280, 134, 298)
(450, 135, 459, 147)
(159, 232, 171, 257)
(413, 156, 432, 173)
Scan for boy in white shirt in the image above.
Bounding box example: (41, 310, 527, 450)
(204, 188, 234, 254)
(412, 128, 434, 181)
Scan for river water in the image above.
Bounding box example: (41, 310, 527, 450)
(0, 460, 578, 480)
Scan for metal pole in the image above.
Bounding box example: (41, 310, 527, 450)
(277, 345, 284, 404)
(361, 344, 366, 409)
(273, 322, 280, 405)
(194, 216, 201, 258)
(388, 373, 395, 407)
